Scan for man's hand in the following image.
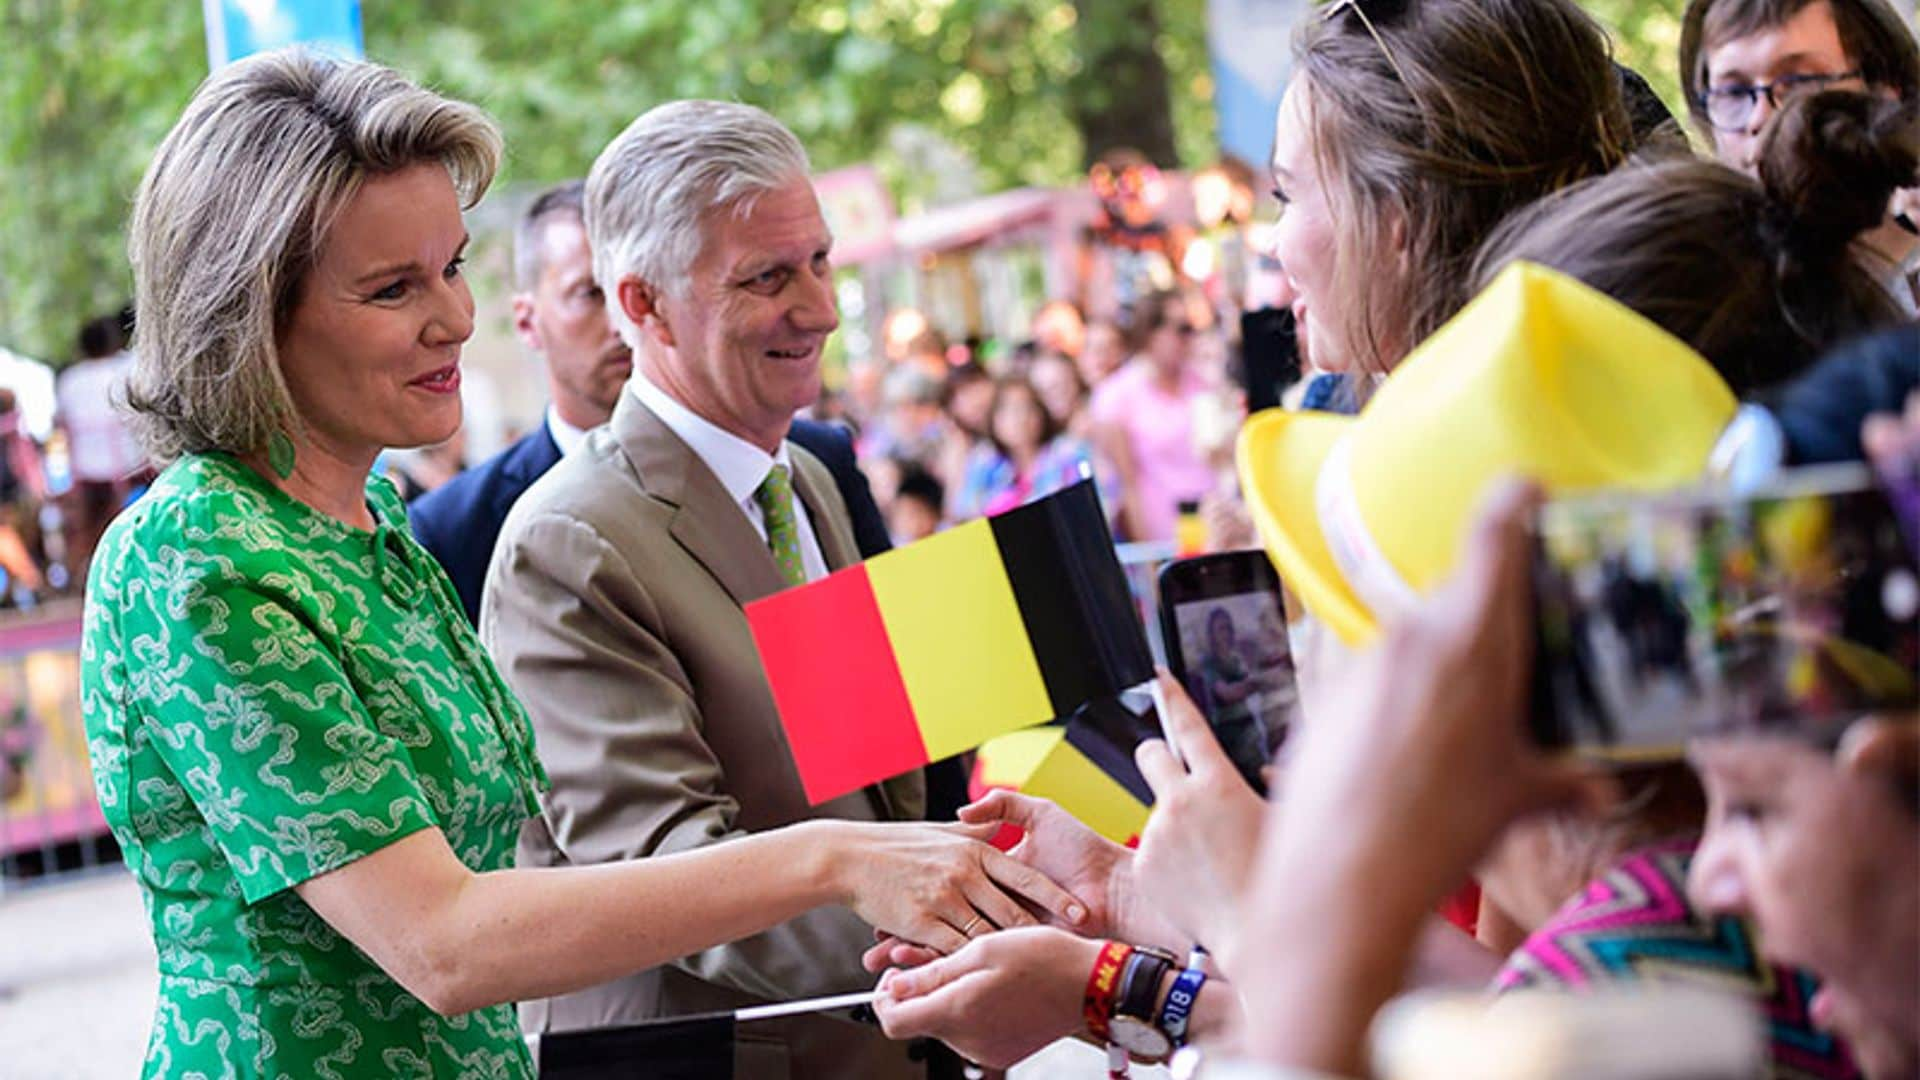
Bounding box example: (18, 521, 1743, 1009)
(1132, 670, 1268, 954)
(862, 787, 1192, 972)
(834, 821, 1089, 957)
(874, 925, 1102, 1070)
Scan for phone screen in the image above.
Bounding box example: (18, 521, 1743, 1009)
(1158, 552, 1297, 792)
(1531, 463, 1920, 758)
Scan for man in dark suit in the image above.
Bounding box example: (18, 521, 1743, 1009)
(412, 180, 887, 624)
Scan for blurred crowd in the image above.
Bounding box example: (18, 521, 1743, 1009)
(0, 308, 153, 611)
(830, 285, 1250, 551)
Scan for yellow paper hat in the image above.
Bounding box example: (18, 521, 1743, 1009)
(1238, 262, 1738, 646)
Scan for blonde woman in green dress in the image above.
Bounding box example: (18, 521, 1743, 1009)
(84, 50, 1084, 1078)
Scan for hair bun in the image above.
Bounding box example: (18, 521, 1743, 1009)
(1758, 90, 1919, 262)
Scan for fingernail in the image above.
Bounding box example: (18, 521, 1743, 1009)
(1067, 902, 1087, 924)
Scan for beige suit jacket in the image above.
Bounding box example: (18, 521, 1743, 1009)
(482, 393, 926, 1079)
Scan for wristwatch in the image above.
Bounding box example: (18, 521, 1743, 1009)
(1107, 945, 1177, 1062)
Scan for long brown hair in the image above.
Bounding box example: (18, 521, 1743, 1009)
(1471, 91, 1914, 394)
(1295, 0, 1635, 377)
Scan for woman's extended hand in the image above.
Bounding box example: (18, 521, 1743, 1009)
(1132, 671, 1268, 954)
(832, 820, 1089, 956)
(875, 925, 1102, 1069)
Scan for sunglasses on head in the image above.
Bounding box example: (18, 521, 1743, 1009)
(1320, 0, 1413, 87)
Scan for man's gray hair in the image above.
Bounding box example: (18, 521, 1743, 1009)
(585, 100, 810, 347)
(125, 48, 500, 465)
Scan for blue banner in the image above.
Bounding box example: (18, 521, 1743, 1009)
(1208, 0, 1307, 168)
(204, 0, 364, 70)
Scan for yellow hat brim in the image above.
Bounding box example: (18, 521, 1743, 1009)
(1237, 408, 1378, 646)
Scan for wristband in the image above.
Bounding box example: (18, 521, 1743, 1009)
(1157, 966, 1208, 1046)
(1083, 940, 1132, 1042)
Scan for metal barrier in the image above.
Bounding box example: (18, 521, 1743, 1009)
(0, 600, 118, 894)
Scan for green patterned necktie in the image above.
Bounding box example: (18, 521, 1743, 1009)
(754, 464, 808, 587)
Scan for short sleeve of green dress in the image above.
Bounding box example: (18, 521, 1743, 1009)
(82, 454, 549, 1080)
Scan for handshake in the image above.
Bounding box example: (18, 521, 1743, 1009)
(845, 669, 1269, 1070)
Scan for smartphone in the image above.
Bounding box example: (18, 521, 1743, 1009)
(1239, 305, 1304, 413)
(1530, 463, 1920, 759)
(1157, 550, 1297, 793)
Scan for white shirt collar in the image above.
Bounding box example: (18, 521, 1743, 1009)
(544, 405, 592, 458)
(627, 375, 792, 505)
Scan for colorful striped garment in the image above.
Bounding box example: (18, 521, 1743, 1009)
(1496, 837, 1857, 1079)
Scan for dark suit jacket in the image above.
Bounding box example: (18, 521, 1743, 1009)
(410, 416, 890, 625)
(409, 425, 564, 625)
(1772, 324, 1920, 465)
(790, 419, 892, 560)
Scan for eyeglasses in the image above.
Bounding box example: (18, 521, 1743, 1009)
(1698, 71, 1864, 132)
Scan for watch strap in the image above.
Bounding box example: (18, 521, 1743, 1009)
(1117, 947, 1175, 1027)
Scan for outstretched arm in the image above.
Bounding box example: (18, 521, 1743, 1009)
(300, 815, 1087, 1017)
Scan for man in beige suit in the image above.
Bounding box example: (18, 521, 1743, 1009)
(483, 102, 1047, 1078)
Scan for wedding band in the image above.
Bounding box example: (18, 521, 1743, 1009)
(959, 915, 984, 937)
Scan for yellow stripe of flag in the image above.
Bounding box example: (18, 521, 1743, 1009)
(977, 728, 1150, 845)
(869, 519, 1053, 760)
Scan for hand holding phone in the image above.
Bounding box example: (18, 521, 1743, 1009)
(1156, 550, 1297, 793)
(1530, 464, 1920, 757)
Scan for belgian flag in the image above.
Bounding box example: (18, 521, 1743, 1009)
(748, 478, 1153, 805)
(971, 724, 1152, 847)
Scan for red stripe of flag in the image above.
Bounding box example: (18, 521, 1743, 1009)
(747, 563, 928, 804)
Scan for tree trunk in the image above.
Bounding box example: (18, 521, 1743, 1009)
(1069, 0, 1181, 168)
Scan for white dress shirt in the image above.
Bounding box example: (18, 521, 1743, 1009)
(628, 376, 830, 583)
(545, 404, 591, 458)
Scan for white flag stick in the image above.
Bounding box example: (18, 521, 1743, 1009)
(734, 989, 878, 1023)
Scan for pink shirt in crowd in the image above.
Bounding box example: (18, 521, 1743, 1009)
(1089, 360, 1213, 542)
(57, 351, 145, 483)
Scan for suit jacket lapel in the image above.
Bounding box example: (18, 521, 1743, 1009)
(614, 395, 921, 822)
(613, 394, 789, 607)
(790, 450, 858, 571)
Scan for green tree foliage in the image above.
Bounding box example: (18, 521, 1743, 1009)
(0, 0, 204, 365)
(0, 0, 1683, 365)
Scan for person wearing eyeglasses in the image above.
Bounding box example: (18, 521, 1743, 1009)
(1680, 0, 1920, 311)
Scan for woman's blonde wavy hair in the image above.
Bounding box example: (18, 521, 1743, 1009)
(125, 48, 500, 466)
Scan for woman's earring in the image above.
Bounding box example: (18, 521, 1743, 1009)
(267, 430, 296, 480)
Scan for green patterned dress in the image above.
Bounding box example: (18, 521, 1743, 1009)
(82, 453, 549, 1079)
